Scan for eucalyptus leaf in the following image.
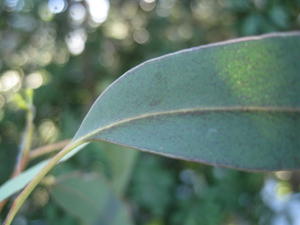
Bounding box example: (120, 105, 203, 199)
(1, 32, 299, 204)
(0, 161, 48, 202)
(50, 173, 134, 225)
(0, 144, 88, 202)
(73, 32, 300, 171)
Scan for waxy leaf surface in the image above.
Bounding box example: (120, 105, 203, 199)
(74, 32, 300, 171)
(1, 32, 299, 203)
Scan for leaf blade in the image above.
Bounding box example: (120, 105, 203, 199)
(0, 143, 88, 202)
(74, 32, 300, 171)
(0, 161, 48, 202)
(1, 32, 299, 204)
(50, 173, 134, 225)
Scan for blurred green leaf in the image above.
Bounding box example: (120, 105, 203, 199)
(0, 161, 48, 202)
(269, 5, 289, 28)
(130, 156, 175, 217)
(103, 143, 138, 195)
(225, 0, 251, 12)
(0, 144, 88, 202)
(68, 142, 138, 195)
(241, 13, 263, 35)
(50, 172, 134, 225)
(74, 32, 300, 171)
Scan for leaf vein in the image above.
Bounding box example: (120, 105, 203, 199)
(78, 106, 300, 141)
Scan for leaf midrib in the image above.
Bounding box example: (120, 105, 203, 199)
(76, 106, 300, 142)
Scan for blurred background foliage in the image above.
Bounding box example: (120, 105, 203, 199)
(0, 0, 300, 224)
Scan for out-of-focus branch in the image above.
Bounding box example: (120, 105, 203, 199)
(0, 91, 35, 213)
(13, 106, 35, 176)
(29, 139, 70, 159)
(0, 138, 70, 212)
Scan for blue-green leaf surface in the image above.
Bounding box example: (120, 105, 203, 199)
(0, 32, 299, 203)
(0, 144, 88, 202)
(74, 32, 300, 171)
(0, 161, 48, 202)
(50, 173, 134, 225)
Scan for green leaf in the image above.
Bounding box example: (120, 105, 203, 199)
(0, 161, 48, 202)
(74, 32, 300, 171)
(1, 32, 299, 204)
(102, 143, 138, 195)
(0, 143, 88, 202)
(50, 173, 134, 225)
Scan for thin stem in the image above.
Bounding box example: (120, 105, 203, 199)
(0, 139, 70, 211)
(29, 139, 70, 159)
(0, 104, 35, 213)
(3, 105, 299, 223)
(2, 139, 86, 225)
(13, 105, 35, 176)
